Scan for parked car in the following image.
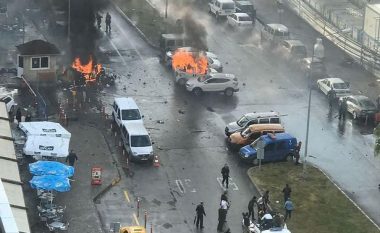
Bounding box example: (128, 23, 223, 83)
(317, 77, 350, 98)
(0, 95, 15, 113)
(261, 24, 290, 47)
(166, 47, 221, 71)
(185, 73, 239, 97)
(209, 0, 236, 20)
(234, 1, 256, 23)
(175, 67, 218, 85)
(339, 95, 377, 120)
(299, 57, 327, 80)
(239, 133, 297, 164)
(208, 56, 223, 72)
(279, 40, 307, 61)
(227, 13, 253, 29)
(159, 33, 190, 63)
(112, 97, 143, 128)
(225, 111, 281, 136)
(228, 124, 284, 150)
(120, 122, 154, 162)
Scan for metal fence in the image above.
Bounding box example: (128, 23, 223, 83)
(285, 0, 380, 77)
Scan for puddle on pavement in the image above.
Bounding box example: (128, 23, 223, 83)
(162, 223, 173, 229)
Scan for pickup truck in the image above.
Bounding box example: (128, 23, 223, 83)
(209, 0, 235, 20)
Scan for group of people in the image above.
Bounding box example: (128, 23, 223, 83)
(96, 12, 112, 34)
(328, 89, 348, 120)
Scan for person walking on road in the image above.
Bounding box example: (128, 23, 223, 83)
(262, 190, 270, 211)
(66, 149, 78, 166)
(282, 184, 292, 203)
(195, 202, 206, 229)
(339, 98, 347, 120)
(248, 196, 257, 221)
(284, 198, 294, 221)
(16, 107, 22, 125)
(221, 163, 230, 189)
(105, 12, 111, 33)
(96, 13, 102, 29)
(294, 141, 301, 165)
(217, 207, 227, 231)
(327, 89, 335, 110)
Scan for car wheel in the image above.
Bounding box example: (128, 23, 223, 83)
(353, 111, 357, 120)
(224, 88, 234, 97)
(178, 78, 186, 86)
(285, 153, 294, 162)
(193, 88, 203, 96)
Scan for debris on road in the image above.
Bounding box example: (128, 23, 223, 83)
(178, 109, 185, 114)
(156, 120, 164, 124)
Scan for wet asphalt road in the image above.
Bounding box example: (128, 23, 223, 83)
(95, 1, 380, 231)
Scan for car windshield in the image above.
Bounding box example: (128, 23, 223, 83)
(222, 3, 235, 9)
(239, 16, 252, 21)
(131, 135, 151, 147)
(274, 30, 289, 36)
(121, 109, 141, 120)
(333, 82, 349, 89)
(359, 99, 376, 108)
(237, 116, 250, 127)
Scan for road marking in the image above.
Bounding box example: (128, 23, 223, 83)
(175, 179, 185, 193)
(184, 179, 196, 193)
(133, 213, 140, 226)
(217, 177, 239, 191)
(124, 190, 130, 203)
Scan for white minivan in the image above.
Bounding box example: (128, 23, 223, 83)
(120, 122, 154, 162)
(112, 97, 143, 128)
(209, 0, 236, 19)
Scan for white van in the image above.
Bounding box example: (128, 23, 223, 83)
(209, 0, 236, 19)
(112, 97, 143, 128)
(120, 123, 154, 162)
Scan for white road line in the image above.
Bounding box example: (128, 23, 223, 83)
(184, 179, 197, 193)
(175, 179, 185, 193)
(217, 177, 224, 189)
(217, 177, 239, 191)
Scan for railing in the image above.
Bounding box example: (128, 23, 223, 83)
(285, 0, 380, 77)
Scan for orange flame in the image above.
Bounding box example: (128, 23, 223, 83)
(172, 49, 208, 74)
(71, 56, 102, 82)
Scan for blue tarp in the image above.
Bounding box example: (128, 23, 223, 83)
(29, 161, 74, 177)
(29, 175, 71, 192)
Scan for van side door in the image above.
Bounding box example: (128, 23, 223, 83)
(275, 140, 288, 161)
(263, 142, 275, 162)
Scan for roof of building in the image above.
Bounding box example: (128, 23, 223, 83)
(0, 102, 31, 233)
(16, 40, 60, 56)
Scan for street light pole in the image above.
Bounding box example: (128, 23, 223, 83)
(303, 71, 312, 176)
(165, 0, 168, 19)
(68, 0, 71, 41)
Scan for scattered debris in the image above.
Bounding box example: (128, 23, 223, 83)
(242, 83, 246, 86)
(164, 100, 168, 104)
(123, 86, 126, 90)
(206, 106, 215, 112)
(225, 62, 228, 65)
(178, 110, 185, 114)
(191, 130, 206, 133)
(157, 120, 164, 124)
(143, 82, 147, 85)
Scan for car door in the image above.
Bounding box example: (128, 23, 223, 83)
(263, 142, 276, 162)
(319, 80, 329, 94)
(275, 140, 288, 161)
(348, 97, 358, 114)
(203, 78, 219, 91)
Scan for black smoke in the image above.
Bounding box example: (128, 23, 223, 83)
(69, 0, 108, 63)
(182, 13, 208, 51)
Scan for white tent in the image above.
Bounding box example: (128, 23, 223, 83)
(23, 136, 70, 160)
(19, 122, 71, 139)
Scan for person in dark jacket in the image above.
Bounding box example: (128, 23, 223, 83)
(327, 89, 335, 110)
(195, 202, 206, 229)
(339, 98, 347, 120)
(262, 190, 270, 211)
(16, 108, 22, 125)
(282, 184, 292, 203)
(294, 142, 301, 165)
(221, 191, 228, 202)
(217, 208, 227, 231)
(66, 149, 78, 166)
(105, 12, 111, 33)
(221, 163, 230, 188)
(248, 196, 257, 221)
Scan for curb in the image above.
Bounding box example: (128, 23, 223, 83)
(246, 167, 273, 212)
(110, 0, 160, 50)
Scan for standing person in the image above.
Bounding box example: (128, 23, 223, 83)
(327, 89, 335, 110)
(284, 198, 294, 221)
(195, 202, 206, 229)
(221, 191, 228, 203)
(66, 149, 78, 166)
(15, 108, 22, 125)
(96, 13, 102, 29)
(25, 109, 32, 122)
(339, 98, 347, 120)
(217, 207, 227, 231)
(248, 196, 257, 221)
(262, 190, 270, 211)
(105, 12, 111, 33)
(282, 184, 292, 203)
(221, 163, 230, 189)
(294, 141, 301, 165)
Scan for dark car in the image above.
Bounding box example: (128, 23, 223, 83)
(235, 1, 256, 23)
(300, 57, 327, 80)
(339, 95, 377, 120)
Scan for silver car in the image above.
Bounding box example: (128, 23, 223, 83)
(339, 95, 377, 119)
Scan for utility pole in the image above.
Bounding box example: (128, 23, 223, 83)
(165, 0, 168, 18)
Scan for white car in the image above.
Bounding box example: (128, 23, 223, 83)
(227, 13, 253, 29)
(208, 57, 223, 72)
(166, 47, 221, 70)
(175, 67, 218, 85)
(316, 77, 351, 98)
(0, 95, 15, 112)
(185, 73, 239, 97)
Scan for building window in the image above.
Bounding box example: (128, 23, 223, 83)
(18, 56, 24, 68)
(31, 56, 49, 69)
